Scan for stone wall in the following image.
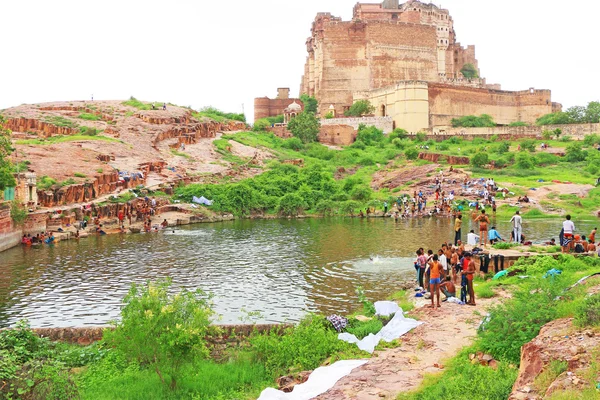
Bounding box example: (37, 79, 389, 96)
(428, 123, 600, 140)
(320, 116, 394, 134)
(318, 125, 356, 146)
(254, 97, 304, 121)
(0, 203, 21, 252)
(428, 84, 554, 127)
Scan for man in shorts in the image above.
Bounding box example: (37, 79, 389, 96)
(562, 214, 575, 253)
(428, 254, 442, 309)
(474, 209, 490, 247)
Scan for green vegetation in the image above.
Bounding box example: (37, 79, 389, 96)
(536, 101, 600, 125)
(400, 255, 600, 400)
(74, 172, 86, 178)
(193, 106, 246, 123)
(44, 115, 78, 128)
(122, 97, 165, 111)
(253, 115, 284, 131)
(78, 113, 101, 121)
(38, 175, 57, 190)
(451, 114, 495, 128)
(0, 115, 17, 191)
(508, 121, 528, 127)
(10, 201, 28, 224)
(170, 149, 194, 161)
(79, 126, 100, 136)
(299, 94, 318, 114)
(460, 63, 479, 79)
(15, 135, 120, 145)
(344, 100, 374, 117)
(287, 111, 320, 144)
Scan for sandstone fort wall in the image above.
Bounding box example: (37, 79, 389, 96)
(320, 116, 394, 134)
(424, 123, 600, 141)
(254, 98, 303, 121)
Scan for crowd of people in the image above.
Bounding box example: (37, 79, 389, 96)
(414, 241, 477, 309)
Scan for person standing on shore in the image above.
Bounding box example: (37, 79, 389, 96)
(465, 254, 476, 305)
(417, 250, 427, 290)
(428, 254, 442, 309)
(454, 214, 462, 245)
(510, 210, 523, 244)
(562, 215, 575, 253)
(589, 227, 597, 244)
(474, 210, 490, 247)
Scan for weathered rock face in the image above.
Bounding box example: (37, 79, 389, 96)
(418, 152, 470, 165)
(136, 111, 194, 125)
(510, 317, 600, 400)
(4, 117, 77, 137)
(153, 120, 247, 146)
(36, 172, 145, 208)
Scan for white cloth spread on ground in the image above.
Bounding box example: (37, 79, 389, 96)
(338, 308, 422, 353)
(257, 360, 368, 400)
(373, 301, 400, 316)
(192, 196, 213, 206)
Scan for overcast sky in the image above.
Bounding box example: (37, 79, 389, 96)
(1, 0, 598, 121)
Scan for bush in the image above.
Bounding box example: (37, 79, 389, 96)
(583, 133, 600, 147)
(509, 121, 528, 127)
(103, 279, 214, 390)
(405, 148, 419, 160)
(287, 112, 320, 143)
(389, 128, 408, 140)
(564, 143, 587, 162)
(575, 293, 600, 327)
(392, 138, 406, 149)
(520, 139, 537, 152)
(414, 132, 427, 142)
(351, 186, 372, 201)
(358, 156, 375, 166)
(460, 63, 479, 79)
(495, 141, 510, 154)
(10, 201, 28, 225)
(79, 126, 99, 136)
(533, 152, 560, 166)
(542, 130, 553, 140)
(340, 200, 360, 215)
(478, 277, 561, 363)
(356, 125, 384, 146)
(344, 100, 374, 117)
(277, 193, 307, 216)
(515, 152, 534, 169)
(250, 315, 359, 376)
(470, 152, 489, 168)
(350, 140, 366, 150)
(315, 199, 336, 216)
(281, 137, 304, 151)
(436, 143, 449, 151)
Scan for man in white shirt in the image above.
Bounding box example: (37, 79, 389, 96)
(510, 211, 523, 243)
(438, 249, 448, 276)
(562, 214, 575, 253)
(467, 230, 480, 246)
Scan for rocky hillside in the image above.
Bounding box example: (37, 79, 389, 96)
(1, 100, 254, 207)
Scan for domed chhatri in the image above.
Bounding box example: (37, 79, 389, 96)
(284, 101, 302, 123)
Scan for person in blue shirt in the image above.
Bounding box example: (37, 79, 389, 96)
(488, 226, 504, 245)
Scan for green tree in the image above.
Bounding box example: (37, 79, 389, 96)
(277, 193, 307, 216)
(344, 100, 374, 117)
(460, 63, 479, 79)
(470, 152, 489, 168)
(404, 148, 419, 160)
(0, 115, 16, 191)
(287, 112, 320, 144)
(104, 279, 214, 390)
(356, 124, 384, 146)
(299, 94, 318, 114)
(536, 112, 573, 126)
(585, 101, 600, 123)
(515, 152, 534, 169)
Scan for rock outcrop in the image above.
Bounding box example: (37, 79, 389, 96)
(418, 152, 470, 165)
(510, 317, 600, 400)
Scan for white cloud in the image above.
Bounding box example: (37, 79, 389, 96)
(1, 0, 597, 120)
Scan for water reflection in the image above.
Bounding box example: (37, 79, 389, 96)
(0, 217, 596, 327)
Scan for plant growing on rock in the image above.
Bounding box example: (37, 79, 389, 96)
(103, 279, 214, 390)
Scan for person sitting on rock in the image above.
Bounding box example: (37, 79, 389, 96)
(440, 276, 456, 300)
(161, 219, 168, 228)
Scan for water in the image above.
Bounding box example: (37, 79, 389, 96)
(0, 217, 596, 328)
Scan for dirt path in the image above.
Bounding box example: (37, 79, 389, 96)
(316, 297, 498, 400)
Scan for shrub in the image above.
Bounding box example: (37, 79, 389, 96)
(356, 125, 384, 146)
(78, 113, 101, 121)
(9, 201, 28, 225)
(250, 315, 357, 376)
(277, 193, 307, 216)
(478, 277, 562, 363)
(392, 138, 406, 149)
(389, 128, 408, 140)
(358, 156, 375, 166)
(79, 126, 99, 136)
(565, 143, 586, 162)
(520, 139, 537, 152)
(340, 200, 360, 215)
(460, 63, 479, 79)
(575, 293, 600, 327)
(542, 130, 553, 140)
(350, 140, 366, 150)
(74, 172, 86, 178)
(583, 133, 600, 147)
(252, 119, 271, 132)
(345, 318, 383, 340)
(351, 186, 372, 201)
(533, 152, 560, 166)
(281, 137, 304, 151)
(470, 152, 489, 168)
(405, 148, 419, 160)
(103, 279, 214, 390)
(515, 152, 534, 169)
(315, 199, 336, 216)
(495, 141, 510, 154)
(509, 121, 528, 127)
(414, 132, 427, 142)
(436, 143, 449, 151)
(344, 100, 374, 117)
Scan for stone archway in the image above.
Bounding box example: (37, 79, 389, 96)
(380, 104, 386, 117)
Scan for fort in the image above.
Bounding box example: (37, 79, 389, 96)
(274, 0, 561, 133)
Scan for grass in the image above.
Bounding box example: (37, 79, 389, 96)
(38, 175, 57, 190)
(15, 134, 121, 145)
(122, 97, 165, 111)
(387, 290, 415, 312)
(74, 172, 86, 178)
(79, 113, 101, 121)
(534, 359, 568, 392)
(44, 115, 78, 128)
(170, 149, 194, 161)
